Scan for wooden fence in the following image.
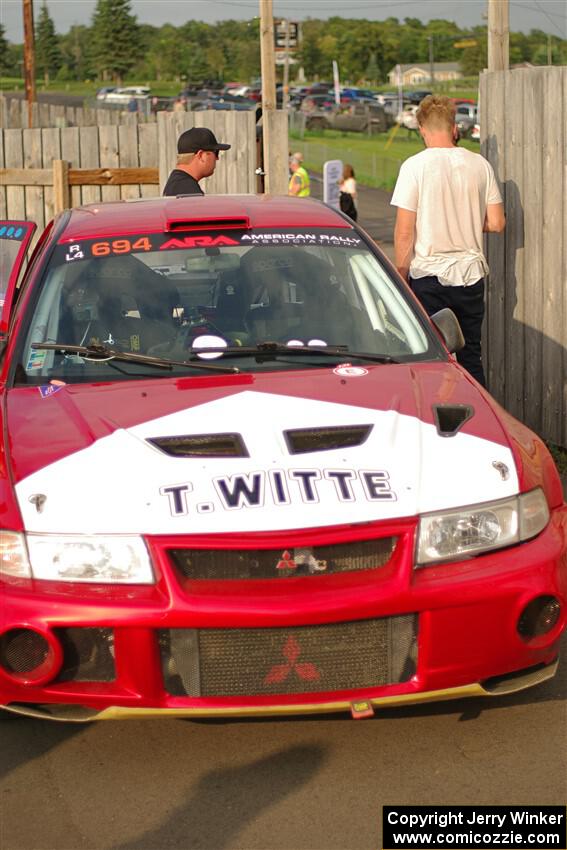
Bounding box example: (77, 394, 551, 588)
(480, 65, 566, 448)
(0, 94, 154, 129)
(0, 109, 289, 246)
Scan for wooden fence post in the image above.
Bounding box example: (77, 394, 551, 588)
(53, 159, 70, 213)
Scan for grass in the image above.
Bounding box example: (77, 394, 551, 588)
(290, 127, 480, 191)
(0, 77, 182, 98)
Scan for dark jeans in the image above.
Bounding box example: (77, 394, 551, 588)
(409, 275, 486, 386)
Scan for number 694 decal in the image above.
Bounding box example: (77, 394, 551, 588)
(91, 237, 152, 256)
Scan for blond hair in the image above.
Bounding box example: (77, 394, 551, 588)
(416, 95, 456, 133)
(177, 152, 196, 165)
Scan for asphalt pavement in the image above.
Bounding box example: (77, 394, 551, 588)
(309, 174, 396, 262)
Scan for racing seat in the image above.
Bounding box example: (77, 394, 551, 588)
(240, 247, 362, 347)
(61, 255, 178, 354)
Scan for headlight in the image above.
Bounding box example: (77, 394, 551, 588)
(0, 534, 154, 584)
(416, 488, 550, 566)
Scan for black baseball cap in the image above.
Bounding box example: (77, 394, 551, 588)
(177, 127, 231, 154)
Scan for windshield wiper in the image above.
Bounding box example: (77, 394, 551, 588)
(185, 342, 401, 364)
(31, 342, 240, 373)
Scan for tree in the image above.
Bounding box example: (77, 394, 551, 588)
(35, 2, 62, 85)
(58, 25, 94, 81)
(90, 0, 142, 83)
(0, 24, 12, 75)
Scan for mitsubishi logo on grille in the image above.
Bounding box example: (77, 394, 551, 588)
(276, 550, 297, 570)
(264, 636, 321, 685)
(275, 548, 328, 574)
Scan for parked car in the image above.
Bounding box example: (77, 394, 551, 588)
(0, 197, 565, 721)
(306, 102, 391, 133)
(455, 103, 479, 137)
(300, 93, 336, 113)
(96, 87, 116, 100)
(405, 89, 432, 104)
(193, 95, 255, 111)
(103, 86, 151, 104)
(397, 104, 420, 131)
(341, 87, 379, 102)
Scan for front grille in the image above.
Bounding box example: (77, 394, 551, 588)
(159, 615, 417, 697)
(53, 628, 115, 682)
(169, 537, 397, 581)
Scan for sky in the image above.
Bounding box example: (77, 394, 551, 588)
(1, 0, 566, 42)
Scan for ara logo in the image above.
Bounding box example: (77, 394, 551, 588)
(264, 636, 320, 685)
(160, 235, 239, 251)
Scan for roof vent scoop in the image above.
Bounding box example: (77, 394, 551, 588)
(147, 433, 249, 458)
(433, 404, 474, 437)
(285, 425, 373, 454)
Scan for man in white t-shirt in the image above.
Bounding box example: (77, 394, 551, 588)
(391, 95, 505, 386)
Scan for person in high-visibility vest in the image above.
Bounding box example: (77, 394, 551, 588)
(288, 152, 310, 197)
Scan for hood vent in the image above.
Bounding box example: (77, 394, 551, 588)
(148, 433, 249, 458)
(433, 404, 474, 437)
(285, 424, 372, 455)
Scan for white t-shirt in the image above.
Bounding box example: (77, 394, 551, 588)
(340, 177, 357, 197)
(391, 147, 503, 285)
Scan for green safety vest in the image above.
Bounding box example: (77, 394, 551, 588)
(289, 165, 310, 197)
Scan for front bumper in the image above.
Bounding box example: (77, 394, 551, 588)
(1, 508, 566, 720)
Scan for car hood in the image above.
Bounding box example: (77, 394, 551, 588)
(9, 363, 518, 534)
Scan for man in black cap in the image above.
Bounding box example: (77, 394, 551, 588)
(163, 127, 231, 196)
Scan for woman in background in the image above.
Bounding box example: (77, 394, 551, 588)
(339, 163, 358, 221)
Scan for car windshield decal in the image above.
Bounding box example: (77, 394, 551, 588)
(56, 229, 362, 264)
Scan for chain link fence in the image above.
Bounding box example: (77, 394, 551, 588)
(289, 111, 403, 191)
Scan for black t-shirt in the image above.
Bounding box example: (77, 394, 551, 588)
(162, 169, 204, 197)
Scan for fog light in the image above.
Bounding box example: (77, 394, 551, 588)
(517, 596, 561, 640)
(0, 628, 62, 685)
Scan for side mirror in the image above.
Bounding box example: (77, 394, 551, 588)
(430, 308, 465, 354)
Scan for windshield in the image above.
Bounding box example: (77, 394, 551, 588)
(16, 227, 444, 383)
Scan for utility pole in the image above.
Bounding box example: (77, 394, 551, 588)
(428, 36, 434, 86)
(487, 0, 509, 72)
(22, 0, 36, 128)
(259, 0, 277, 193)
(282, 19, 290, 111)
(547, 34, 552, 65)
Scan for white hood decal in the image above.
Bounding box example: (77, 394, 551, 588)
(16, 391, 518, 534)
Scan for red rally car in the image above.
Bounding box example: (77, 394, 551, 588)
(0, 197, 565, 721)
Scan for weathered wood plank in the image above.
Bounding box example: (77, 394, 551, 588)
(68, 167, 159, 185)
(5, 129, 26, 219)
(79, 126, 101, 205)
(266, 110, 289, 196)
(0, 168, 53, 185)
(481, 70, 507, 403)
(157, 110, 182, 191)
(118, 123, 141, 199)
(60, 127, 81, 208)
(522, 68, 545, 435)
(0, 132, 6, 218)
(138, 123, 159, 198)
(98, 124, 121, 203)
(23, 128, 45, 239)
(540, 67, 566, 444)
(41, 128, 62, 220)
(8, 99, 22, 129)
(53, 160, 70, 214)
(502, 70, 525, 423)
